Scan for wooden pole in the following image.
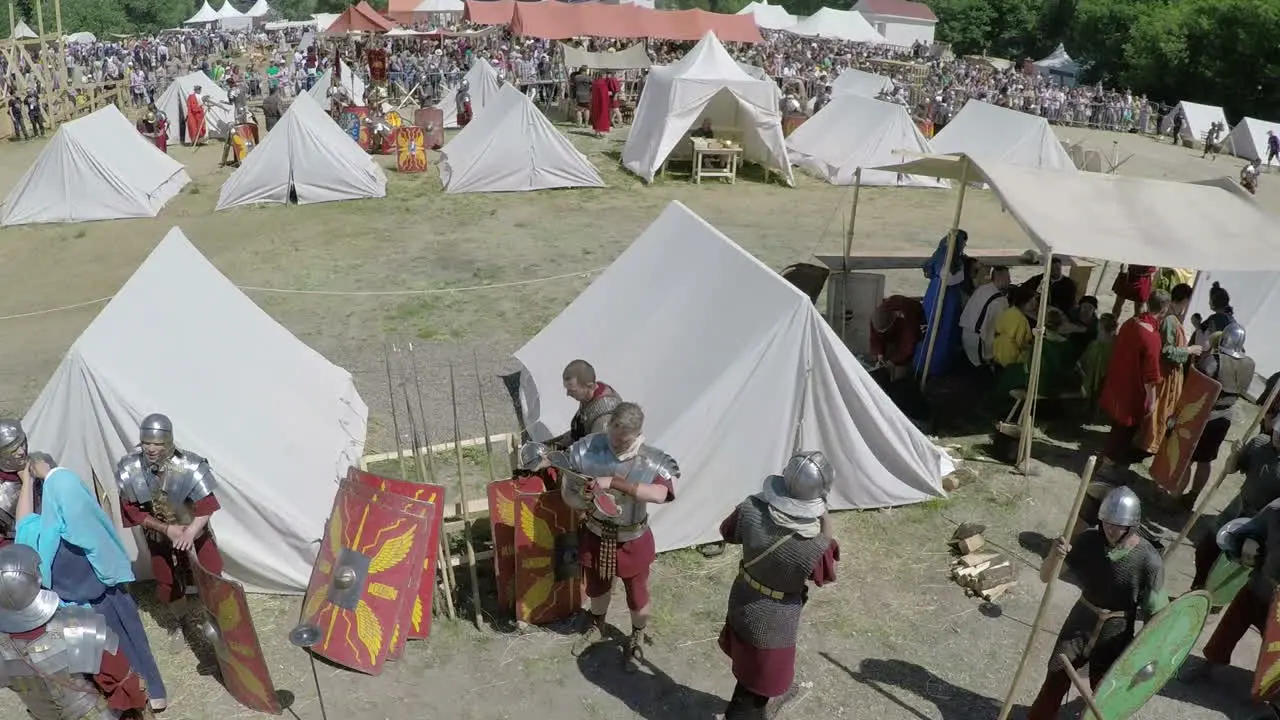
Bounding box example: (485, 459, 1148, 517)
(8, 1, 14, 41)
(837, 167, 863, 346)
(1163, 384, 1280, 561)
(996, 456, 1098, 720)
(33, 0, 42, 37)
(383, 343, 410, 480)
(1017, 251, 1057, 469)
(1058, 654, 1107, 720)
(449, 364, 484, 629)
(918, 159, 970, 390)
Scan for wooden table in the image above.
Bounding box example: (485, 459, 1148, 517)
(691, 137, 743, 184)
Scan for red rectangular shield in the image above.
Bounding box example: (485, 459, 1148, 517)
(1255, 592, 1280, 700)
(348, 469, 446, 641)
(190, 557, 282, 714)
(396, 126, 428, 173)
(413, 107, 444, 149)
(1151, 368, 1222, 493)
(487, 479, 519, 614)
(298, 481, 432, 675)
(514, 484, 581, 625)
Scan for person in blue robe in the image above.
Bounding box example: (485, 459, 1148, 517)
(14, 452, 169, 713)
(914, 229, 969, 378)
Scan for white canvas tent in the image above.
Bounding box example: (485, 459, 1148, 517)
(1189, 270, 1279, 396)
(308, 60, 367, 107)
(216, 0, 252, 29)
(155, 70, 234, 143)
(435, 60, 502, 129)
(440, 85, 604, 194)
(24, 228, 367, 594)
(931, 100, 1075, 172)
(515, 201, 952, 552)
(2, 105, 190, 226)
(245, 0, 272, 17)
(185, 1, 219, 23)
(786, 94, 948, 188)
(784, 8, 887, 43)
(830, 68, 894, 98)
(622, 31, 793, 185)
(11, 19, 37, 38)
(217, 93, 386, 209)
(1033, 44, 1080, 85)
(1160, 100, 1229, 143)
(736, 0, 795, 30)
(1224, 117, 1280, 160)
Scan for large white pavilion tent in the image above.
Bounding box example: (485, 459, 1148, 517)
(785, 8, 887, 43)
(736, 0, 796, 30)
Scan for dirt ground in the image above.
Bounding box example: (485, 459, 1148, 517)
(0, 117, 1272, 720)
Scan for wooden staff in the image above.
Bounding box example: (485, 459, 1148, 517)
(449, 363, 484, 629)
(1163, 382, 1280, 561)
(382, 342, 409, 480)
(400, 361, 455, 621)
(408, 343, 456, 593)
(918, 158, 970, 391)
(836, 167, 863, 347)
(1017, 251, 1057, 469)
(473, 351, 499, 487)
(1058, 654, 1107, 720)
(996, 455, 1097, 720)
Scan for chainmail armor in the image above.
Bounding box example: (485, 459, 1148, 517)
(725, 497, 831, 650)
(570, 384, 622, 443)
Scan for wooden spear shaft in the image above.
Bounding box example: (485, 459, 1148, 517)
(408, 343, 456, 592)
(996, 455, 1098, 720)
(449, 363, 483, 628)
(383, 342, 409, 480)
(400, 372, 455, 621)
(1058, 654, 1107, 720)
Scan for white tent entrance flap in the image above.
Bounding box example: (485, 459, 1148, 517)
(23, 228, 368, 594)
(515, 201, 952, 553)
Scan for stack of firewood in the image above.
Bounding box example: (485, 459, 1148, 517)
(949, 523, 1018, 602)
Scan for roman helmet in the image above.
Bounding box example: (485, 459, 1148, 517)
(0, 419, 26, 474)
(758, 450, 834, 520)
(138, 413, 176, 463)
(1219, 323, 1247, 359)
(0, 544, 59, 633)
(1097, 486, 1142, 528)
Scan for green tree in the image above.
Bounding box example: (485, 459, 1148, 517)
(928, 0, 993, 55)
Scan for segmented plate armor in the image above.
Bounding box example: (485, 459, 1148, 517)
(116, 449, 218, 534)
(0, 607, 120, 720)
(558, 433, 678, 540)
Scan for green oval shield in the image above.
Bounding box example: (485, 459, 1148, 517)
(1205, 555, 1249, 608)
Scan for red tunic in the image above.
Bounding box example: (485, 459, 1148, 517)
(185, 92, 206, 143)
(716, 508, 839, 697)
(1098, 313, 1163, 427)
(577, 475, 674, 579)
(120, 494, 224, 603)
(869, 295, 925, 366)
(589, 76, 612, 134)
(9, 625, 147, 710)
(1112, 265, 1156, 304)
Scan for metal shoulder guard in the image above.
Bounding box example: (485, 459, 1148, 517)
(564, 434, 622, 478)
(115, 454, 151, 505)
(47, 606, 117, 675)
(169, 451, 218, 504)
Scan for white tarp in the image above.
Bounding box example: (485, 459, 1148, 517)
(413, 0, 464, 11)
(830, 68, 894, 98)
(66, 31, 96, 43)
(435, 60, 502, 129)
(784, 8, 887, 44)
(24, 228, 367, 594)
(515, 201, 952, 552)
(245, 0, 272, 17)
(185, 1, 219, 23)
(561, 42, 651, 70)
(931, 100, 1075, 172)
(786, 94, 948, 188)
(1034, 44, 1080, 77)
(217, 92, 386, 209)
(736, 0, 796, 30)
(308, 60, 367, 107)
(12, 19, 37, 38)
(155, 70, 234, 143)
(1160, 100, 1229, 143)
(622, 31, 793, 185)
(2, 105, 190, 226)
(1224, 117, 1280, 160)
(440, 85, 605, 194)
(1189, 270, 1277, 396)
(311, 12, 339, 31)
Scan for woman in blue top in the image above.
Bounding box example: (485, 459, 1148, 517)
(15, 452, 168, 713)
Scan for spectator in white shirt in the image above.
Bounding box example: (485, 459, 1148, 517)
(960, 265, 1012, 369)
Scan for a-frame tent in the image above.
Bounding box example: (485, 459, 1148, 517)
(515, 201, 953, 553)
(786, 93, 948, 187)
(1223, 117, 1280, 160)
(154, 70, 234, 143)
(308, 59, 367, 107)
(441, 85, 604, 194)
(435, 59, 502, 129)
(931, 100, 1075, 172)
(216, 92, 386, 209)
(1159, 100, 1229, 144)
(24, 228, 368, 593)
(830, 67, 893, 98)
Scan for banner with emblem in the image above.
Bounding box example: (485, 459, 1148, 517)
(366, 48, 388, 85)
(190, 555, 282, 714)
(1150, 368, 1222, 493)
(514, 478, 581, 625)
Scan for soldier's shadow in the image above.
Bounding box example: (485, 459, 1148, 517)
(824, 653, 1001, 720)
(576, 641, 723, 719)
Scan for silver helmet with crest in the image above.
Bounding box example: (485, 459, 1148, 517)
(139, 413, 176, 462)
(758, 450, 833, 520)
(0, 419, 26, 473)
(0, 544, 59, 633)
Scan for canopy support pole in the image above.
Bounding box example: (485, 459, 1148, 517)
(837, 167, 863, 347)
(1017, 251, 1055, 470)
(918, 160, 969, 391)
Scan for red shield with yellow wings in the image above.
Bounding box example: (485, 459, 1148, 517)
(487, 479, 520, 614)
(514, 481, 581, 625)
(1151, 368, 1222, 493)
(190, 556, 282, 714)
(298, 480, 432, 675)
(348, 469, 445, 641)
(1256, 592, 1280, 700)
(396, 126, 428, 173)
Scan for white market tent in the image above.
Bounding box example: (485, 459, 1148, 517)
(735, 0, 796, 30)
(1, 105, 190, 227)
(24, 229, 367, 594)
(1033, 44, 1080, 85)
(786, 94, 948, 188)
(830, 67, 894, 98)
(245, 0, 272, 17)
(65, 31, 96, 43)
(435, 60, 502, 129)
(622, 31, 793, 185)
(440, 85, 605, 194)
(784, 8, 887, 44)
(1160, 100, 1229, 144)
(11, 19, 37, 39)
(931, 100, 1075, 172)
(1223, 117, 1280, 160)
(155, 70, 234, 143)
(308, 60, 367, 107)
(185, 0, 219, 23)
(515, 201, 953, 552)
(216, 92, 387, 209)
(311, 12, 340, 31)
(412, 0, 465, 11)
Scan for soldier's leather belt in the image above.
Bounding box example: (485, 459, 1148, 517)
(739, 568, 785, 600)
(585, 518, 646, 537)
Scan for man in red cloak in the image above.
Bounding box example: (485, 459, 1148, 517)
(185, 85, 207, 146)
(1097, 289, 1167, 474)
(589, 72, 612, 137)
